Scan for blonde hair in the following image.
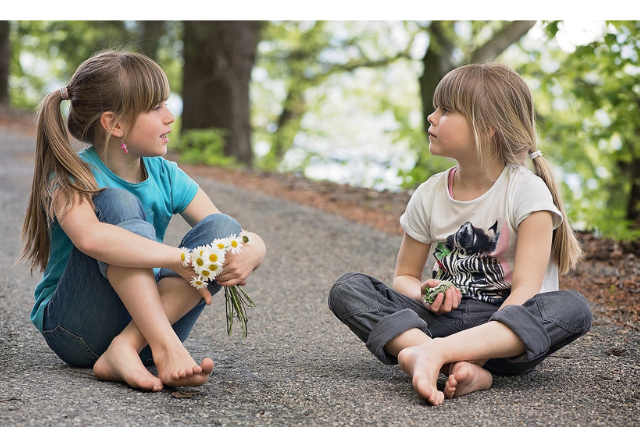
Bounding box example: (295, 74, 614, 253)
(19, 50, 170, 273)
(433, 62, 582, 273)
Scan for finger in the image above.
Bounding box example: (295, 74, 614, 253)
(198, 287, 212, 305)
(430, 292, 444, 313)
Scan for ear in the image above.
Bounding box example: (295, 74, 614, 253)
(99, 112, 124, 138)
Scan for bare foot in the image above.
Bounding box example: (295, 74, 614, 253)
(153, 344, 214, 388)
(397, 341, 445, 406)
(93, 336, 163, 392)
(444, 361, 493, 399)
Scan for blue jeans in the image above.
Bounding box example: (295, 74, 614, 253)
(328, 272, 592, 375)
(41, 188, 241, 368)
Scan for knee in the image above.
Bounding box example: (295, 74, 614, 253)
(546, 289, 593, 335)
(201, 213, 242, 238)
(181, 213, 243, 248)
(564, 290, 593, 334)
(328, 273, 375, 316)
(93, 188, 145, 225)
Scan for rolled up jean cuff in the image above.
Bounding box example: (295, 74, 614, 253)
(367, 308, 430, 365)
(489, 304, 551, 362)
(97, 219, 157, 279)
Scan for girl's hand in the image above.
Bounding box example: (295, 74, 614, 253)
(169, 254, 214, 305)
(214, 249, 257, 288)
(215, 232, 266, 288)
(422, 279, 461, 315)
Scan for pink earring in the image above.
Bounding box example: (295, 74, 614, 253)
(121, 139, 128, 154)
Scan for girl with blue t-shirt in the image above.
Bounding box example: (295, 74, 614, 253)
(328, 63, 591, 405)
(19, 50, 266, 392)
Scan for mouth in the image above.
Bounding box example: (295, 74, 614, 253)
(428, 132, 436, 139)
(160, 131, 171, 141)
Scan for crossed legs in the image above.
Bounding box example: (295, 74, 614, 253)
(93, 268, 214, 391)
(386, 323, 523, 406)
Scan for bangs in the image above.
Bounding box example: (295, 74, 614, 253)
(118, 53, 170, 119)
(432, 65, 484, 117)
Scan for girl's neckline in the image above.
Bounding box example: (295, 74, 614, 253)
(89, 147, 148, 186)
(446, 165, 507, 202)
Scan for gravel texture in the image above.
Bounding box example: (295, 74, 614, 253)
(1, 127, 639, 426)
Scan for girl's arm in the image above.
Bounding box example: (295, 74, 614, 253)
(55, 191, 189, 275)
(393, 233, 461, 314)
(392, 233, 430, 301)
(500, 210, 554, 309)
(179, 188, 267, 287)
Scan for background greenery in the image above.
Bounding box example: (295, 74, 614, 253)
(2, 20, 639, 239)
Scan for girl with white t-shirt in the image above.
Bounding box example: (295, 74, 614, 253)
(328, 62, 591, 406)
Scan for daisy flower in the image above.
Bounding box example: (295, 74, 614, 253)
(207, 246, 226, 266)
(190, 246, 212, 275)
(212, 237, 231, 251)
(206, 262, 223, 278)
(239, 230, 252, 245)
(180, 248, 192, 267)
(226, 235, 243, 254)
(183, 231, 257, 338)
(190, 276, 207, 289)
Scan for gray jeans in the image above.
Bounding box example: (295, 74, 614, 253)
(328, 272, 592, 376)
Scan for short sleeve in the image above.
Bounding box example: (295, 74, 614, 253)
(512, 175, 562, 230)
(400, 180, 434, 244)
(168, 162, 199, 214)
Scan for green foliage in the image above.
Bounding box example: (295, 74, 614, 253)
(8, 21, 183, 110)
(253, 21, 421, 172)
(531, 21, 640, 238)
(175, 128, 237, 167)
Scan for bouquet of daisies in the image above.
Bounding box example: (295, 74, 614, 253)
(181, 230, 255, 338)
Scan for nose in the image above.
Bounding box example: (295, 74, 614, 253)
(165, 109, 175, 125)
(427, 110, 436, 125)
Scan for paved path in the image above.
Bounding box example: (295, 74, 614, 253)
(1, 127, 639, 426)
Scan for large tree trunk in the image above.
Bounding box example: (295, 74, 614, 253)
(137, 21, 165, 62)
(0, 21, 10, 109)
(181, 21, 261, 167)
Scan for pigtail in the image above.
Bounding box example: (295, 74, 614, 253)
(530, 155, 583, 274)
(18, 89, 99, 273)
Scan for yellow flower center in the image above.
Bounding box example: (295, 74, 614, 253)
(196, 258, 204, 267)
(209, 254, 218, 262)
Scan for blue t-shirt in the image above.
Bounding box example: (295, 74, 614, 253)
(31, 147, 199, 332)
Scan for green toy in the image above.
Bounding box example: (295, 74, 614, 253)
(423, 280, 458, 304)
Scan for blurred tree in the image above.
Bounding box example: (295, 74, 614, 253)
(256, 21, 417, 170)
(534, 21, 640, 237)
(8, 21, 183, 110)
(10, 21, 135, 109)
(0, 21, 9, 108)
(136, 21, 166, 62)
(181, 21, 263, 167)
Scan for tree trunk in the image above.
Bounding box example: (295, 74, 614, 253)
(0, 21, 10, 109)
(419, 22, 458, 135)
(137, 21, 165, 62)
(625, 156, 640, 226)
(181, 21, 262, 167)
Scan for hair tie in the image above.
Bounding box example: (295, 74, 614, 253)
(529, 150, 542, 160)
(60, 87, 69, 101)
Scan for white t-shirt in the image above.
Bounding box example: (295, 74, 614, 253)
(400, 164, 562, 305)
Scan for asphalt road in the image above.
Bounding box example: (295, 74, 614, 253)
(1, 127, 639, 426)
